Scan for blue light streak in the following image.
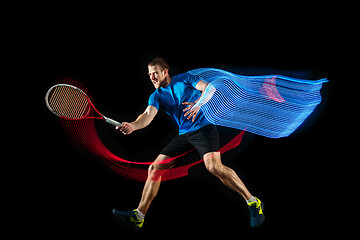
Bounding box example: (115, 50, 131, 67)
(188, 68, 328, 138)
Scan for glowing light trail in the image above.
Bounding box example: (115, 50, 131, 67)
(188, 68, 327, 138)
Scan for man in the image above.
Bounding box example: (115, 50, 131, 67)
(112, 58, 264, 229)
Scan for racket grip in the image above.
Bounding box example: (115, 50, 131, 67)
(104, 117, 123, 127)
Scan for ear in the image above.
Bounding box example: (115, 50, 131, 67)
(163, 68, 169, 76)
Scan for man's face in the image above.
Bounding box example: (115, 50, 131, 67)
(148, 65, 167, 89)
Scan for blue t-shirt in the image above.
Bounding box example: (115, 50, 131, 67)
(148, 73, 211, 135)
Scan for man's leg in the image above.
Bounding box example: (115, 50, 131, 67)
(137, 154, 176, 215)
(113, 154, 177, 229)
(203, 151, 252, 200)
(203, 151, 265, 227)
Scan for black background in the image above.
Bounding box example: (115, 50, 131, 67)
(19, 5, 343, 239)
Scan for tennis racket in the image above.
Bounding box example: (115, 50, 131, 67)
(45, 84, 122, 127)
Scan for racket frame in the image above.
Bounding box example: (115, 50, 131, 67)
(45, 84, 122, 127)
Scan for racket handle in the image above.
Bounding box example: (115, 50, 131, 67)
(104, 117, 123, 127)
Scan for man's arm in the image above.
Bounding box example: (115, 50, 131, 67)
(116, 105, 158, 135)
(182, 80, 216, 122)
(194, 80, 216, 107)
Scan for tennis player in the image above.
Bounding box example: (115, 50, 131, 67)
(112, 58, 264, 229)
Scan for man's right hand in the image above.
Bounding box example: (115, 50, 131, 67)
(116, 122, 136, 135)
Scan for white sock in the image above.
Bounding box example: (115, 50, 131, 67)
(135, 209, 145, 220)
(246, 196, 257, 204)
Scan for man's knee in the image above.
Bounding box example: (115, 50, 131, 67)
(204, 152, 223, 176)
(148, 162, 157, 173)
(148, 163, 162, 181)
(148, 154, 171, 181)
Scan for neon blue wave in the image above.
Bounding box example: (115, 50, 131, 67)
(187, 68, 328, 138)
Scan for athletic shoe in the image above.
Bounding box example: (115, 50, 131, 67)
(247, 197, 265, 228)
(112, 209, 144, 230)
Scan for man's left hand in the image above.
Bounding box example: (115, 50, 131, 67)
(182, 102, 200, 122)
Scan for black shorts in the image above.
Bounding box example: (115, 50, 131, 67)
(160, 124, 220, 158)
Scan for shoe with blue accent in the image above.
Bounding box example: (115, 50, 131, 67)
(247, 197, 265, 228)
(112, 209, 144, 230)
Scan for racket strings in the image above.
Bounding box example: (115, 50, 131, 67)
(48, 85, 89, 119)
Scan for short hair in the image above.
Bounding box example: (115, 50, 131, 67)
(148, 58, 170, 71)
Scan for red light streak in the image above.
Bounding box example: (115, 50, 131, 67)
(57, 77, 246, 182)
